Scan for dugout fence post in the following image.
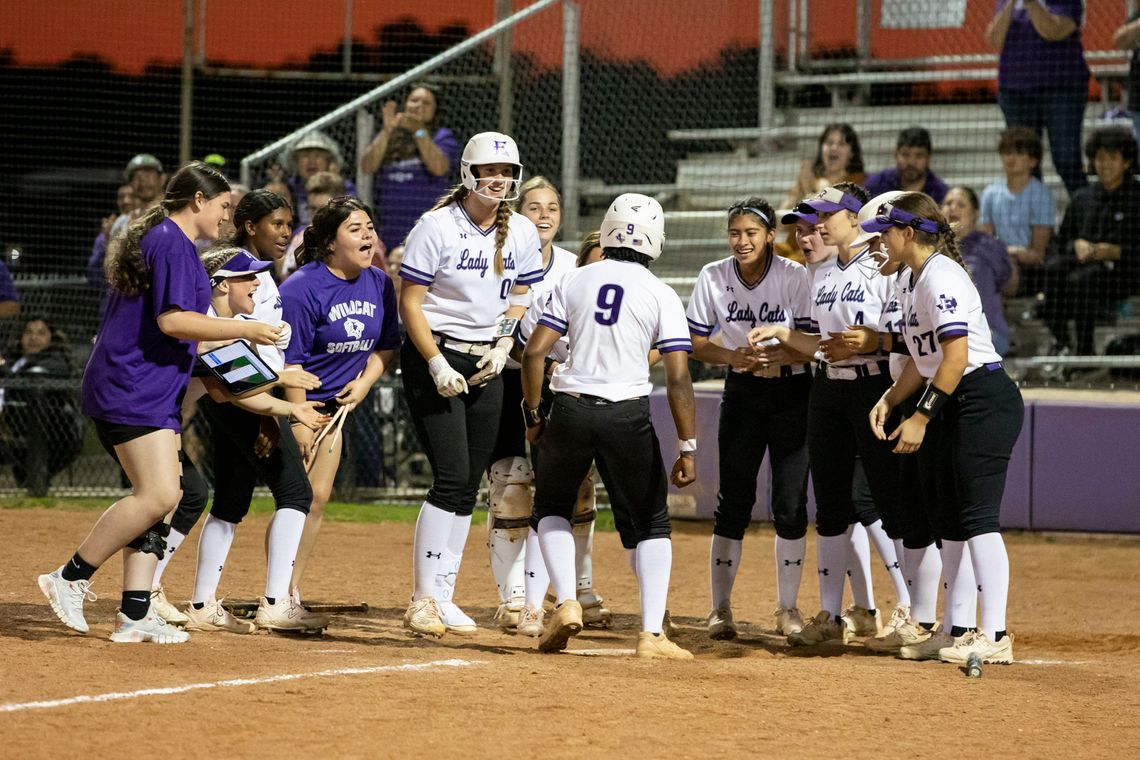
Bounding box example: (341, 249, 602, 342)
(180, 0, 195, 166)
(759, 0, 775, 131)
(561, 0, 581, 242)
(495, 0, 514, 135)
(355, 108, 374, 207)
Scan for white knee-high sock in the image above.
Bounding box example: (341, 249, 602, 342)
(192, 516, 236, 604)
(636, 538, 672, 634)
(846, 522, 875, 610)
(152, 527, 187, 589)
(967, 532, 1010, 638)
(487, 527, 527, 604)
(709, 535, 743, 610)
(818, 528, 852, 619)
(866, 519, 910, 607)
(432, 512, 473, 605)
(573, 520, 595, 593)
(412, 502, 453, 601)
(774, 535, 807, 610)
(537, 516, 576, 604)
(264, 508, 305, 601)
(940, 539, 978, 631)
(903, 543, 942, 625)
(523, 529, 550, 608)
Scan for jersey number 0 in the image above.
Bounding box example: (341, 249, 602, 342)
(594, 284, 625, 326)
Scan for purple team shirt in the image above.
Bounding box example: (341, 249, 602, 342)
(0, 260, 19, 303)
(960, 230, 1012, 354)
(81, 218, 210, 431)
(374, 127, 459, 249)
(864, 168, 949, 204)
(996, 0, 1088, 91)
(281, 261, 400, 403)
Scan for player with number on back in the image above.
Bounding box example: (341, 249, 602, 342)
(398, 132, 544, 637)
(686, 197, 814, 641)
(749, 183, 907, 646)
(863, 193, 1023, 665)
(522, 193, 697, 660)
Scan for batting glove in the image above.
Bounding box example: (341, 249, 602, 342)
(468, 338, 512, 386)
(429, 354, 469, 397)
(274, 321, 292, 351)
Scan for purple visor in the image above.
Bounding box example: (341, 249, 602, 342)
(779, 207, 818, 225)
(796, 186, 863, 215)
(859, 202, 944, 236)
(210, 250, 273, 287)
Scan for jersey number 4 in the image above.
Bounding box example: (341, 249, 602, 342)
(594, 284, 625, 326)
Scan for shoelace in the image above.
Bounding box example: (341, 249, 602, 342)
(68, 579, 97, 608)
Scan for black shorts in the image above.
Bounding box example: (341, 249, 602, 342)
(92, 418, 164, 456)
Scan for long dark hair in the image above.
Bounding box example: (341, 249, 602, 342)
(106, 161, 230, 296)
(382, 83, 443, 166)
(812, 123, 865, 178)
(232, 189, 292, 251)
(296, 196, 371, 268)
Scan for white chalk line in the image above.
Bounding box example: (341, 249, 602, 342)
(566, 648, 636, 657)
(0, 658, 481, 715)
(1019, 659, 1093, 666)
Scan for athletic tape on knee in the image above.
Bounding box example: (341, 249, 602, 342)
(126, 521, 172, 559)
(489, 457, 533, 531)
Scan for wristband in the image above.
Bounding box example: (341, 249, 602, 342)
(521, 399, 546, 428)
(493, 316, 519, 340)
(888, 333, 910, 356)
(413, 127, 428, 139)
(678, 438, 697, 456)
(915, 384, 950, 419)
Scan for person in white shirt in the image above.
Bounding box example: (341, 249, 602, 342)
(686, 197, 814, 640)
(398, 132, 544, 638)
(864, 193, 1024, 665)
(521, 194, 697, 660)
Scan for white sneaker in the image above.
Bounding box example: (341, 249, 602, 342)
(840, 605, 881, 640)
(255, 596, 328, 633)
(898, 629, 954, 661)
(516, 606, 545, 637)
(787, 611, 845, 646)
(707, 607, 737, 640)
(38, 567, 96, 633)
(438, 601, 477, 634)
(865, 618, 931, 654)
(184, 598, 256, 634)
(883, 604, 910, 633)
(774, 607, 805, 636)
(579, 589, 613, 629)
(939, 630, 1014, 665)
(637, 631, 694, 660)
(109, 610, 190, 644)
(403, 597, 445, 637)
(149, 586, 189, 627)
(493, 600, 522, 630)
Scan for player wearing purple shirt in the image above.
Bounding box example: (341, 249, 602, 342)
(37, 162, 281, 645)
(280, 197, 400, 606)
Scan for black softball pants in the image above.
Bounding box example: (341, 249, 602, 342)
(534, 393, 669, 550)
(401, 341, 503, 515)
(197, 398, 313, 524)
(491, 367, 527, 463)
(714, 371, 811, 541)
(917, 366, 1023, 542)
(807, 370, 900, 537)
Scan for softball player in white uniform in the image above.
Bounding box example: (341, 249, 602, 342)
(750, 184, 907, 645)
(399, 132, 544, 637)
(686, 197, 814, 640)
(522, 194, 697, 659)
(864, 194, 1023, 664)
(486, 176, 586, 629)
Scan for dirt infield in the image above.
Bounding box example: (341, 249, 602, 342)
(2, 508, 1139, 759)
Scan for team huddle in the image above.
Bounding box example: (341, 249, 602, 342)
(35, 129, 1022, 665)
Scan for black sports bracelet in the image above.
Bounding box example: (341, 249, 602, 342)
(915, 384, 950, 419)
(521, 399, 546, 428)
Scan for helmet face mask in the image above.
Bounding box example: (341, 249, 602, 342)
(599, 193, 666, 260)
(461, 132, 523, 203)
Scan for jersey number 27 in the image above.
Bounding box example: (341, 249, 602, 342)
(594, 284, 625, 326)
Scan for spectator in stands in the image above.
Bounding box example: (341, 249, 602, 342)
(779, 124, 865, 262)
(360, 84, 459, 250)
(0, 315, 83, 490)
(864, 126, 948, 203)
(1113, 11, 1140, 145)
(1045, 127, 1140, 355)
(88, 185, 137, 286)
(979, 126, 1056, 296)
(284, 131, 356, 227)
(985, 0, 1089, 197)
(943, 186, 1016, 356)
(280, 172, 376, 280)
(385, 245, 405, 298)
(90, 157, 165, 289)
(0, 255, 20, 319)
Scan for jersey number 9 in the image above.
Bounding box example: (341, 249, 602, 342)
(594, 284, 625, 326)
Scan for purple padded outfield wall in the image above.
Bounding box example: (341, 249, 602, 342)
(649, 386, 1140, 535)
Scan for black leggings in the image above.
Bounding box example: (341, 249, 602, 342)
(917, 367, 1024, 541)
(192, 398, 312, 525)
(807, 371, 900, 537)
(401, 341, 503, 515)
(714, 372, 811, 541)
(534, 393, 669, 550)
(491, 367, 527, 464)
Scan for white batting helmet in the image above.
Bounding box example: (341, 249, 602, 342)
(460, 132, 523, 202)
(854, 190, 906, 278)
(599, 193, 666, 260)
